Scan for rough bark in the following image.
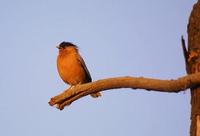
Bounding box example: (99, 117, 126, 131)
(187, 1, 200, 136)
(49, 73, 200, 110)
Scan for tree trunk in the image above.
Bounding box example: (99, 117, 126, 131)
(187, 1, 200, 136)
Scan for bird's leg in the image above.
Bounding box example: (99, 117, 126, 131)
(69, 85, 75, 89)
(54, 85, 75, 108)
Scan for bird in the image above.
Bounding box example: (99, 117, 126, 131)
(56, 41, 101, 98)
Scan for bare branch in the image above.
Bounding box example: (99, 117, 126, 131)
(49, 72, 200, 110)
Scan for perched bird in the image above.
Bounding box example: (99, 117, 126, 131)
(56, 42, 101, 98)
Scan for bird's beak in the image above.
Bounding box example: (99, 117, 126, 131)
(56, 46, 60, 49)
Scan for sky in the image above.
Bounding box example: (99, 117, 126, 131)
(0, 0, 197, 136)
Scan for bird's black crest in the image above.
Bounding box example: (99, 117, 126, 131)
(58, 42, 78, 49)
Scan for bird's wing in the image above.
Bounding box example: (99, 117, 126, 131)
(77, 54, 92, 82)
(77, 54, 101, 98)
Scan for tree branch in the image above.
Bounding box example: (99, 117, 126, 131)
(49, 72, 200, 110)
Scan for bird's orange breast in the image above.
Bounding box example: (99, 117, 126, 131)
(57, 52, 86, 85)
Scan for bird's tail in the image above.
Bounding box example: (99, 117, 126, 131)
(90, 92, 101, 98)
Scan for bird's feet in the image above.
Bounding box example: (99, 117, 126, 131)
(69, 85, 75, 89)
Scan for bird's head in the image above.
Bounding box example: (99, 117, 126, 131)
(57, 42, 78, 54)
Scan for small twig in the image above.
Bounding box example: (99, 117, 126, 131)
(181, 35, 189, 72)
(49, 73, 200, 110)
(181, 35, 188, 61)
